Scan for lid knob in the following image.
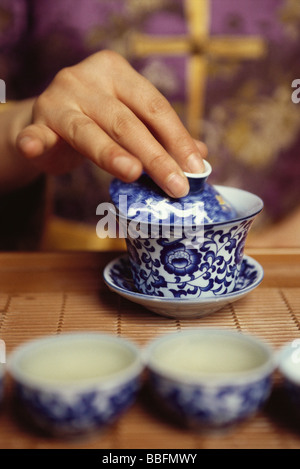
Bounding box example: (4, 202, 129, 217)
(184, 159, 212, 195)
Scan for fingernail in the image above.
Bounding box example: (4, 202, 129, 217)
(186, 152, 205, 173)
(18, 136, 34, 150)
(165, 173, 189, 198)
(18, 136, 43, 157)
(113, 156, 140, 181)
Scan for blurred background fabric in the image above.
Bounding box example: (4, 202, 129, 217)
(0, 0, 300, 250)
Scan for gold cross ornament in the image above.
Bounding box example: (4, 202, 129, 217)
(130, 0, 266, 139)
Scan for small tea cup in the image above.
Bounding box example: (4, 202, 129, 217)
(8, 332, 143, 436)
(144, 328, 275, 429)
(277, 339, 300, 414)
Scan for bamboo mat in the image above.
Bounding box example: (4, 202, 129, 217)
(0, 249, 300, 449)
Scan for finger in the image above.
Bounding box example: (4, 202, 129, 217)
(17, 123, 59, 158)
(113, 66, 205, 173)
(194, 140, 208, 159)
(49, 110, 144, 182)
(85, 95, 189, 198)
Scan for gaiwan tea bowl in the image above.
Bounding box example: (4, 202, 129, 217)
(145, 329, 275, 429)
(8, 333, 143, 437)
(277, 339, 300, 414)
(109, 161, 263, 299)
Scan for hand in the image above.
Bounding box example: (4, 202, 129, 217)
(16, 50, 207, 198)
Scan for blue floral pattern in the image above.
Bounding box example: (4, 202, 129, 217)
(160, 243, 202, 276)
(125, 219, 253, 298)
(110, 176, 237, 226)
(108, 254, 259, 297)
(149, 373, 272, 428)
(15, 378, 140, 436)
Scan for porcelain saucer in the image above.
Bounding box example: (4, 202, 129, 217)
(103, 254, 264, 319)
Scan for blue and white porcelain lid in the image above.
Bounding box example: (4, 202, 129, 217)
(109, 160, 237, 226)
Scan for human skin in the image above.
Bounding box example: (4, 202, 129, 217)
(1, 50, 207, 197)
